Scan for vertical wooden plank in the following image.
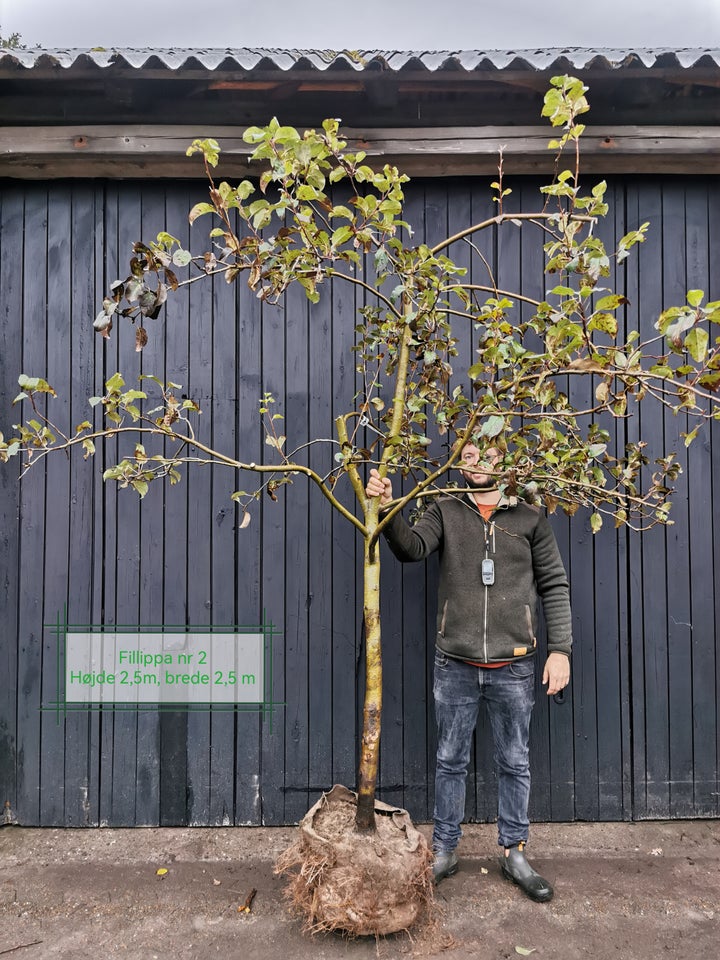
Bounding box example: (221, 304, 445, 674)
(382, 181, 428, 814)
(260, 279, 288, 826)
(624, 178, 647, 820)
(0, 187, 23, 817)
(329, 250, 359, 795)
(518, 180, 554, 825)
(592, 182, 625, 820)
(612, 181, 634, 821)
(568, 438, 599, 815)
(662, 183, 694, 818)
(233, 209, 262, 825)
(409, 180, 448, 819)
(98, 182, 121, 826)
(709, 179, 720, 818)
(99, 183, 120, 827)
(64, 182, 100, 826)
(41, 185, 72, 824)
(684, 182, 716, 816)
(518, 180, 576, 822)
(130, 186, 164, 827)
(15, 184, 48, 825)
(108, 182, 143, 826)
(636, 180, 670, 818)
(185, 184, 215, 826)
(283, 279, 311, 823)
(208, 254, 237, 825)
(157, 184, 189, 826)
(307, 249, 333, 802)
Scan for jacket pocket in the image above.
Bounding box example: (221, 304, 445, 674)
(439, 599, 449, 637)
(508, 658, 535, 679)
(525, 604, 537, 648)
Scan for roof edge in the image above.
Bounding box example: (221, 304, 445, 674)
(2, 46, 720, 73)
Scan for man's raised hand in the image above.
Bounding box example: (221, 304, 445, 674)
(366, 468, 393, 506)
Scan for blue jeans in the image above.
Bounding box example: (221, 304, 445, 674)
(432, 650, 535, 852)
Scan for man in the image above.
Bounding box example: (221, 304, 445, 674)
(365, 443, 571, 902)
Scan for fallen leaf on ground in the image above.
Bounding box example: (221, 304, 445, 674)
(650, 848, 663, 856)
(156, 868, 168, 877)
(238, 888, 257, 914)
(481, 867, 488, 875)
(515, 948, 536, 956)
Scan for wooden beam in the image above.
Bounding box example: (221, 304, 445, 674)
(1, 124, 718, 179)
(208, 80, 285, 90)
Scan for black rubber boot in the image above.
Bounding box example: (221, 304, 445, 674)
(501, 842, 553, 902)
(432, 850, 459, 884)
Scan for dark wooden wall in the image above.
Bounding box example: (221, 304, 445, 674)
(0, 175, 718, 826)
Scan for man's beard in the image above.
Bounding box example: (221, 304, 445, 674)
(462, 470, 497, 490)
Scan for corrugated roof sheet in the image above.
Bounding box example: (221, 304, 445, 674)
(1, 47, 719, 72)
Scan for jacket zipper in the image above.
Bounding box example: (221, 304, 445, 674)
(482, 516, 495, 662)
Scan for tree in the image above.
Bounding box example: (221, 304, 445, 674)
(0, 27, 25, 49)
(2, 75, 719, 931)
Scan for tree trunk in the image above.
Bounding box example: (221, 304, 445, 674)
(355, 536, 382, 831)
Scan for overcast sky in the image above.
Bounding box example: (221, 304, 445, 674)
(2, 0, 720, 49)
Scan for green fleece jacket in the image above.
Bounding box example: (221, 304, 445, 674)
(381, 494, 572, 664)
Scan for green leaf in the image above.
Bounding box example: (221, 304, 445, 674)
(648, 364, 674, 379)
(684, 327, 709, 363)
(296, 184, 318, 201)
(682, 426, 700, 447)
(480, 416, 504, 439)
(331, 225, 353, 247)
(588, 313, 617, 337)
(595, 294, 627, 311)
(17, 374, 56, 396)
(186, 137, 220, 166)
(590, 512, 603, 534)
(106, 372, 125, 393)
(188, 201, 216, 223)
(172, 249, 192, 267)
(686, 289, 704, 308)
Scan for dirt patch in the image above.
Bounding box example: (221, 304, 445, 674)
(1, 820, 719, 959)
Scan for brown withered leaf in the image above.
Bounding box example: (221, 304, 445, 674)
(567, 357, 606, 373)
(135, 326, 148, 352)
(544, 493, 560, 514)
